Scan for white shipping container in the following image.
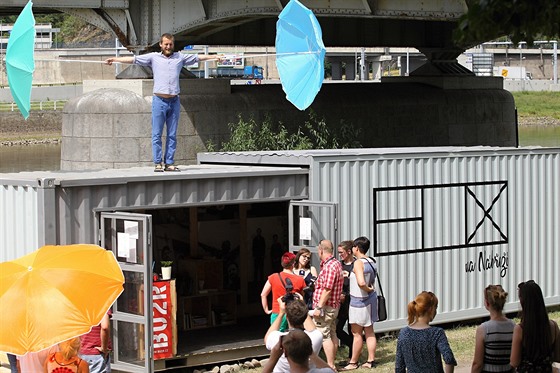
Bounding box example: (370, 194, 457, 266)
(1, 146, 558, 369)
(199, 146, 560, 331)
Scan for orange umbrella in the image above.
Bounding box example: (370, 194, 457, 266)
(0, 244, 124, 355)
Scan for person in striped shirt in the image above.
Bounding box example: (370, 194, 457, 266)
(471, 284, 515, 372)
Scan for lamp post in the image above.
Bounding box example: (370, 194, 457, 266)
(554, 41, 558, 85)
(0, 20, 3, 86)
(204, 45, 209, 79)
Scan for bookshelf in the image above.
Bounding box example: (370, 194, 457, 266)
(178, 258, 224, 295)
(177, 291, 237, 330)
(176, 258, 237, 330)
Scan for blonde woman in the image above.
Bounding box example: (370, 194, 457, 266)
(471, 285, 515, 372)
(395, 291, 457, 373)
(44, 337, 89, 373)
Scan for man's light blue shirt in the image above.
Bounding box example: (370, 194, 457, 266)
(134, 52, 199, 95)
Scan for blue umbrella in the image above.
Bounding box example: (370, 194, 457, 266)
(276, 0, 326, 111)
(6, 1, 35, 120)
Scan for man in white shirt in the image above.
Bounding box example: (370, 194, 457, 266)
(264, 296, 323, 373)
(263, 329, 334, 373)
(105, 34, 221, 172)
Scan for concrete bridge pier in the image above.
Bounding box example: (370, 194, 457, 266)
(61, 74, 517, 171)
(369, 56, 391, 80)
(331, 60, 343, 80)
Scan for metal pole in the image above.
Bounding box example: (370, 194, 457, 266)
(204, 45, 209, 79)
(554, 41, 558, 85)
(354, 49, 358, 80)
(406, 47, 410, 76)
(115, 38, 121, 75)
(519, 44, 522, 79)
(519, 43, 524, 90)
(360, 47, 365, 80)
(0, 20, 3, 86)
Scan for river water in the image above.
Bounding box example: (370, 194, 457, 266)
(0, 143, 61, 173)
(0, 127, 559, 174)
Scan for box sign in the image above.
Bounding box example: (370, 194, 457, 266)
(153, 280, 173, 359)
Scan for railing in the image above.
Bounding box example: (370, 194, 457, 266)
(0, 82, 82, 89)
(0, 100, 67, 112)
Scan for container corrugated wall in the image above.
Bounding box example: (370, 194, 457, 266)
(0, 184, 40, 261)
(53, 172, 308, 245)
(312, 150, 560, 331)
(1, 166, 308, 262)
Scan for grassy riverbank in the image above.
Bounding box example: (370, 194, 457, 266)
(512, 91, 560, 122)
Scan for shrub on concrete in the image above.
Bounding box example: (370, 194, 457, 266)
(211, 111, 362, 152)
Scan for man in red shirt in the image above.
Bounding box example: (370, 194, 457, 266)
(312, 239, 344, 370)
(80, 312, 111, 373)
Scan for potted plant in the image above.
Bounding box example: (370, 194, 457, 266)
(160, 261, 173, 280)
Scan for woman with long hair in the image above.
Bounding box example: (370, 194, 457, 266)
(293, 247, 318, 309)
(44, 337, 89, 373)
(341, 236, 377, 370)
(395, 291, 457, 373)
(510, 280, 560, 372)
(471, 284, 515, 372)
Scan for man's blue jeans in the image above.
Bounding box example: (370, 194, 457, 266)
(152, 95, 180, 165)
(80, 354, 111, 373)
(7, 353, 17, 373)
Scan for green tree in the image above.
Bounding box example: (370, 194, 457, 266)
(208, 111, 362, 152)
(1, 13, 89, 44)
(455, 0, 560, 46)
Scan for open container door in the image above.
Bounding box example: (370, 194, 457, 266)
(288, 200, 338, 266)
(99, 212, 153, 372)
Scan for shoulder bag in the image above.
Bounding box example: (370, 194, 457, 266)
(365, 258, 387, 322)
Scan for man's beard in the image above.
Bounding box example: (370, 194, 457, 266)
(162, 49, 173, 56)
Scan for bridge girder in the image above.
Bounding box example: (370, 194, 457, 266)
(3, 0, 468, 55)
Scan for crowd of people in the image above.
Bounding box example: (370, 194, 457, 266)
(261, 236, 380, 372)
(260, 236, 560, 373)
(6, 235, 559, 372)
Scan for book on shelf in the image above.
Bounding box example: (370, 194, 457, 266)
(191, 315, 208, 328)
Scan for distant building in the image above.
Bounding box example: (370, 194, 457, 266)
(0, 23, 60, 50)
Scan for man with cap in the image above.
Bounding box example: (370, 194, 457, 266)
(260, 252, 306, 331)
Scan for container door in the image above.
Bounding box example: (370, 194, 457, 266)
(99, 212, 153, 373)
(288, 201, 338, 263)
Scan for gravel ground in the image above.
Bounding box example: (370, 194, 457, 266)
(0, 137, 61, 146)
(518, 116, 560, 127)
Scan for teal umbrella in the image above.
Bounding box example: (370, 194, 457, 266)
(275, 0, 326, 110)
(6, 1, 35, 120)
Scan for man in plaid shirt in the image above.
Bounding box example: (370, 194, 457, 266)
(312, 239, 344, 370)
